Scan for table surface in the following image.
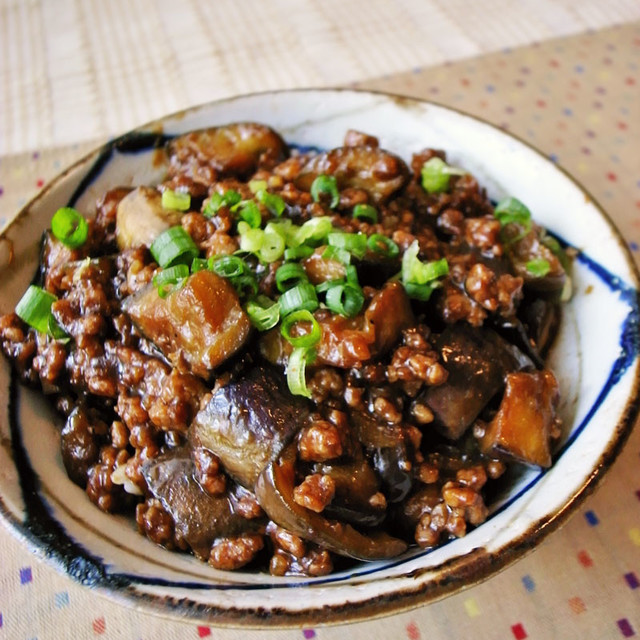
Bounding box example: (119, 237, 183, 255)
(1, 2, 640, 638)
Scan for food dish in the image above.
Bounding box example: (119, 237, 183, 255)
(0, 89, 638, 625)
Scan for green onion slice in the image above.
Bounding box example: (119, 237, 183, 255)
(420, 157, 466, 194)
(526, 258, 551, 277)
(276, 263, 309, 292)
(279, 282, 319, 316)
(259, 230, 285, 263)
(284, 245, 314, 261)
(258, 190, 286, 217)
(210, 255, 247, 279)
(315, 278, 345, 294)
(310, 175, 340, 209)
(161, 189, 191, 211)
(325, 283, 365, 317)
(150, 226, 199, 268)
(352, 203, 378, 224)
(327, 232, 367, 259)
(322, 245, 352, 265)
(280, 309, 322, 348)
(245, 295, 280, 331)
(51, 207, 89, 248)
(15, 285, 57, 334)
(48, 315, 70, 342)
(367, 233, 399, 258)
(236, 200, 262, 228)
(239, 227, 264, 253)
(287, 346, 315, 398)
(541, 233, 570, 271)
(401, 241, 449, 285)
(291, 216, 334, 247)
(191, 257, 210, 273)
(403, 282, 437, 301)
(203, 190, 242, 217)
(494, 197, 532, 229)
(231, 274, 259, 298)
(153, 264, 189, 298)
(249, 179, 268, 194)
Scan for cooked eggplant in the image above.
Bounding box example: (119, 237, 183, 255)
(479, 369, 560, 467)
(142, 450, 264, 558)
(115, 186, 184, 250)
(423, 323, 532, 440)
(255, 443, 407, 560)
(191, 364, 311, 489)
(122, 270, 251, 379)
(295, 146, 409, 203)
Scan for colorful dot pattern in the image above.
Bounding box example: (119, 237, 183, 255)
(0, 20, 639, 640)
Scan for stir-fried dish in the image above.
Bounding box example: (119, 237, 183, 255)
(0, 123, 570, 576)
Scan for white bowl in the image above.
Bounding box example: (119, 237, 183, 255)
(1, 89, 638, 626)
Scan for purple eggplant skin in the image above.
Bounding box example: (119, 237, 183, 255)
(255, 443, 407, 561)
(423, 323, 532, 440)
(190, 364, 311, 489)
(142, 449, 264, 559)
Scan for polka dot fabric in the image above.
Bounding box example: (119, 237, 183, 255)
(0, 21, 639, 640)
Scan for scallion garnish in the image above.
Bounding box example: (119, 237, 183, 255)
(259, 230, 285, 263)
(279, 282, 319, 316)
(315, 278, 345, 294)
(191, 257, 210, 273)
(15, 285, 58, 334)
(367, 233, 399, 258)
(327, 232, 367, 259)
(203, 190, 242, 217)
(245, 295, 280, 331)
(310, 175, 340, 209)
(153, 264, 190, 298)
(280, 310, 321, 348)
(239, 227, 264, 253)
(249, 179, 268, 194)
(276, 263, 309, 292)
(236, 200, 262, 228)
(232, 274, 259, 298)
(51, 207, 89, 248)
(401, 240, 449, 300)
(150, 226, 199, 268)
(161, 189, 191, 211)
(541, 233, 570, 271)
(494, 197, 532, 229)
(284, 245, 314, 261)
(322, 245, 352, 265)
(210, 255, 247, 279)
(325, 283, 365, 317)
(352, 203, 378, 224)
(291, 217, 334, 247)
(526, 258, 551, 277)
(287, 346, 315, 398)
(420, 157, 466, 194)
(257, 190, 286, 217)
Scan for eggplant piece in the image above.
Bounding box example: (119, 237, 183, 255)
(191, 364, 311, 489)
(479, 369, 560, 467)
(142, 450, 264, 558)
(167, 123, 288, 181)
(424, 324, 532, 440)
(122, 270, 251, 379)
(115, 186, 184, 250)
(295, 146, 409, 203)
(255, 443, 407, 560)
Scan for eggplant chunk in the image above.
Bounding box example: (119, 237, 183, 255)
(191, 364, 311, 488)
(167, 123, 288, 181)
(479, 369, 560, 467)
(115, 186, 184, 250)
(295, 146, 409, 203)
(255, 444, 407, 560)
(142, 450, 264, 558)
(424, 324, 532, 440)
(123, 270, 251, 379)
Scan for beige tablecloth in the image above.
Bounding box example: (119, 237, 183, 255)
(1, 3, 640, 638)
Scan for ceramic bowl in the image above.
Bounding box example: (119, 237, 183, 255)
(0, 89, 639, 626)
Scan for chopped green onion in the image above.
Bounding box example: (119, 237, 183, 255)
(287, 346, 314, 398)
(203, 190, 242, 217)
(367, 234, 399, 258)
(280, 310, 322, 348)
(310, 175, 340, 209)
(291, 216, 334, 247)
(327, 232, 367, 259)
(279, 282, 319, 316)
(236, 200, 262, 228)
(51, 207, 89, 248)
(420, 157, 466, 194)
(259, 230, 285, 263)
(352, 203, 378, 224)
(210, 255, 247, 278)
(494, 197, 532, 229)
(258, 190, 286, 217)
(276, 263, 308, 292)
(325, 283, 365, 317)
(526, 258, 551, 277)
(541, 233, 570, 270)
(284, 245, 314, 261)
(15, 285, 57, 334)
(345, 264, 360, 285)
(161, 189, 191, 211)
(403, 282, 437, 301)
(239, 228, 264, 253)
(231, 274, 259, 298)
(322, 245, 352, 265)
(249, 179, 268, 194)
(48, 315, 70, 342)
(150, 226, 199, 268)
(401, 241, 449, 285)
(315, 278, 345, 294)
(153, 264, 190, 298)
(245, 295, 280, 331)
(191, 257, 210, 273)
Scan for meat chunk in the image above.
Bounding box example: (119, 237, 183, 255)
(191, 364, 311, 488)
(122, 270, 251, 379)
(479, 369, 560, 467)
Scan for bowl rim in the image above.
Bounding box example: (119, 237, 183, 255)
(1, 86, 639, 627)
